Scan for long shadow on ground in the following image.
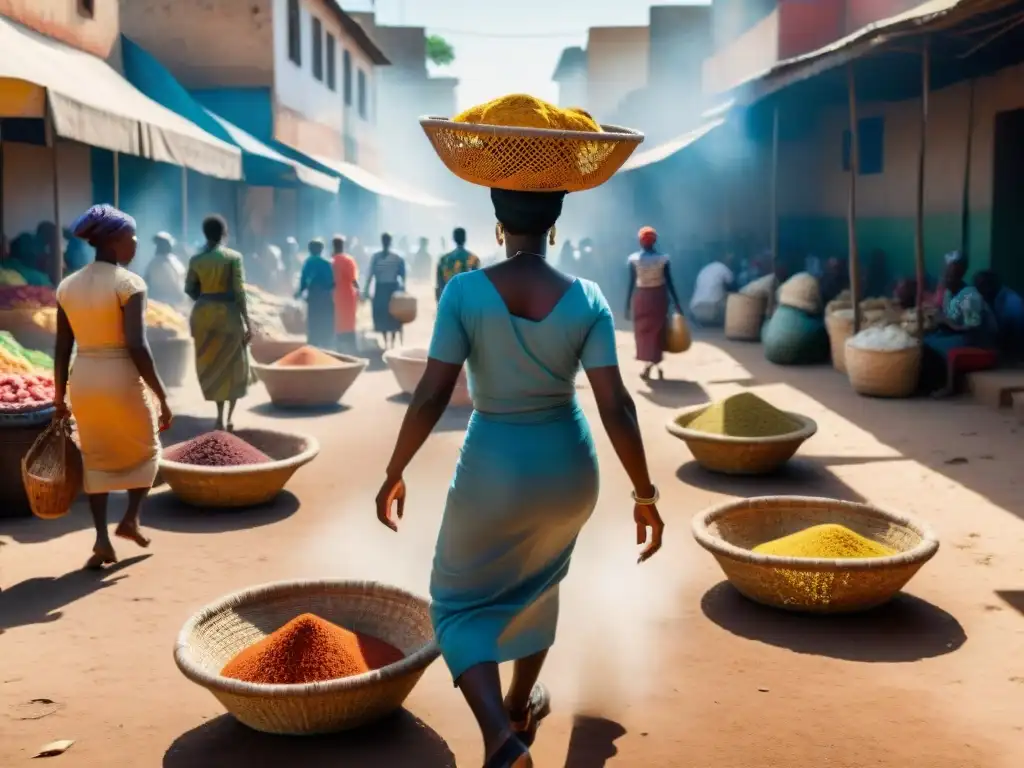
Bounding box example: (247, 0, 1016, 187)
(564, 715, 627, 767)
(247, 402, 352, 419)
(163, 711, 457, 768)
(144, 490, 300, 534)
(0, 554, 151, 632)
(700, 582, 966, 662)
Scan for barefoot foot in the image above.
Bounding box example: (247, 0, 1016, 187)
(85, 543, 118, 570)
(115, 523, 151, 549)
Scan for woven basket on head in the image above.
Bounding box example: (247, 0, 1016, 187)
(150, 336, 194, 388)
(159, 428, 319, 508)
(174, 579, 440, 735)
(844, 342, 921, 398)
(21, 416, 83, 520)
(420, 118, 644, 192)
(725, 293, 766, 341)
(253, 352, 367, 408)
(692, 496, 939, 613)
(388, 292, 417, 324)
(383, 347, 472, 407)
(666, 404, 817, 476)
(249, 336, 306, 365)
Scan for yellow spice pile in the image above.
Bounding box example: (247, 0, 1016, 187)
(686, 393, 800, 438)
(454, 94, 601, 133)
(753, 524, 894, 559)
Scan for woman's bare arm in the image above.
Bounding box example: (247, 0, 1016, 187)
(384, 358, 462, 480)
(585, 365, 655, 499)
(53, 305, 75, 411)
(664, 261, 684, 313)
(122, 293, 169, 404)
(625, 262, 636, 318)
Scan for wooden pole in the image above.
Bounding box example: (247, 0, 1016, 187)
(47, 113, 62, 286)
(0, 120, 5, 251)
(112, 151, 120, 209)
(846, 63, 862, 332)
(181, 166, 188, 247)
(769, 102, 780, 316)
(960, 79, 975, 260)
(914, 37, 931, 339)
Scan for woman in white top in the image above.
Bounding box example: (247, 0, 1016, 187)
(624, 226, 683, 380)
(689, 254, 736, 326)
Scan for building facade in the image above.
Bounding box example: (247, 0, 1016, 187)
(552, 47, 587, 109)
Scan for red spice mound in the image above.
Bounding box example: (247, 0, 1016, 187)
(221, 613, 405, 685)
(274, 346, 339, 367)
(163, 431, 272, 467)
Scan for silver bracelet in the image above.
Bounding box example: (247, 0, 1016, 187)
(632, 486, 659, 506)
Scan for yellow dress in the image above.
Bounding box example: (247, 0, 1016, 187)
(57, 263, 159, 494)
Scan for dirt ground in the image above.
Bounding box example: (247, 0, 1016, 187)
(1, 289, 1023, 767)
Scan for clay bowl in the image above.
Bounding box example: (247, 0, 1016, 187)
(382, 347, 471, 407)
(253, 351, 368, 409)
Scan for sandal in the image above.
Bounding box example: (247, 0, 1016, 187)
(483, 735, 531, 768)
(509, 683, 551, 748)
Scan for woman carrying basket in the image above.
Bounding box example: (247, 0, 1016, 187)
(53, 205, 173, 569)
(377, 96, 663, 768)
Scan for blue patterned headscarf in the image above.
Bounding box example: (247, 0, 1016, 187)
(70, 204, 136, 248)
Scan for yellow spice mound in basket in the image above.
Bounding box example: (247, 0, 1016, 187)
(753, 524, 895, 559)
(454, 94, 601, 133)
(686, 393, 800, 438)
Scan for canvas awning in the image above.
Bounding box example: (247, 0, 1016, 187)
(617, 118, 726, 173)
(0, 17, 240, 179)
(120, 37, 336, 192)
(312, 155, 452, 208)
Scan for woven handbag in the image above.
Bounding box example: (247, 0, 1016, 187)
(21, 416, 83, 520)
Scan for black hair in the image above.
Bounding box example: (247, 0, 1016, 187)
(490, 189, 566, 236)
(453, 227, 467, 246)
(973, 269, 1001, 302)
(309, 238, 325, 255)
(202, 214, 227, 244)
(332, 234, 345, 252)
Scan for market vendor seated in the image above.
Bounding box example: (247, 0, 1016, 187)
(975, 269, 1024, 360)
(690, 253, 737, 326)
(923, 252, 999, 397)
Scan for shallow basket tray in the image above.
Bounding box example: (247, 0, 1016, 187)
(253, 351, 368, 408)
(692, 496, 940, 613)
(420, 117, 644, 192)
(666, 404, 817, 475)
(174, 579, 441, 735)
(159, 427, 319, 508)
(383, 347, 472, 407)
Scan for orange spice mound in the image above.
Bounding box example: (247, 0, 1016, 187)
(221, 613, 404, 685)
(273, 346, 339, 367)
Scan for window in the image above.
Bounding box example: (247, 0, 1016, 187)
(357, 69, 367, 119)
(311, 17, 323, 81)
(842, 116, 885, 175)
(326, 34, 337, 91)
(78, 0, 95, 18)
(287, 0, 301, 66)
(343, 50, 353, 106)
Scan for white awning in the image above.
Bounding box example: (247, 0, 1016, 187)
(618, 118, 725, 172)
(312, 155, 452, 208)
(205, 111, 339, 193)
(0, 16, 241, 180)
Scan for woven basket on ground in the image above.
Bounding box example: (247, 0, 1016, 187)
(253, 352, 367, 408)
(21, 416, 83, 520)
(420, 118, 644, 192)
(174, 579, 440, 735)
(825, 312, 854, 373)
(150, 336, 194, 388)
(249, 336, 307, 365)
(725, 293, 766, 341)
(844, 342, 921, 398)
(388, 292, 418, 324)
(692, 496, 939, 613)
(666, 405, 817, 476)
(1, 410, 54, 518)
(383, 347, 472, 407)
(777, 273, 821, 315)
(159, 428, 319, 508)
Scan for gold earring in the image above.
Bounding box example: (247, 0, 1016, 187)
(548, 225, 557, 247)
(495, 222, 504, 246)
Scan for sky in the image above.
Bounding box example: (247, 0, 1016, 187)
(345, 0, 710, 112)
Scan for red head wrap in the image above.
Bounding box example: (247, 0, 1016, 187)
(638, 226, 657, 249)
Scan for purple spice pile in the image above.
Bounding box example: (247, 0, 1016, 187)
(164, 431, 272, 467)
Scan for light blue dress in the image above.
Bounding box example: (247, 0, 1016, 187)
(427, 268, 618, 681)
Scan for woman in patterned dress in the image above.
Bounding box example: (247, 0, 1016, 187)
(624, 226, 684, 380)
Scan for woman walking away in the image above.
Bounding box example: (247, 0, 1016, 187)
(331, 235, 361, 353)
(185, 215, 252, 430)
(296, 238, 335, 348)
(364, 232, 407, 349)
(625, 226, 684, 381)
(54, 205, 172, 569)
(377, 98, 664, 768)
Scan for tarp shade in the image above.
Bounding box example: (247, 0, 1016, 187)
(0, 17, 240, 179)
(120, 37, 337, 193)
(618, 118, 726, 172)
(312, 154, 453, 209)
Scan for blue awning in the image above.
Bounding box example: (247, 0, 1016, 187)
(120, 37, 338, 192)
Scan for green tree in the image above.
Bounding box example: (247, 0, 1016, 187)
(426, 35, 455, 67)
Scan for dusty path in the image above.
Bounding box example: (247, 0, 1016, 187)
(1, 292, 1022, 766)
